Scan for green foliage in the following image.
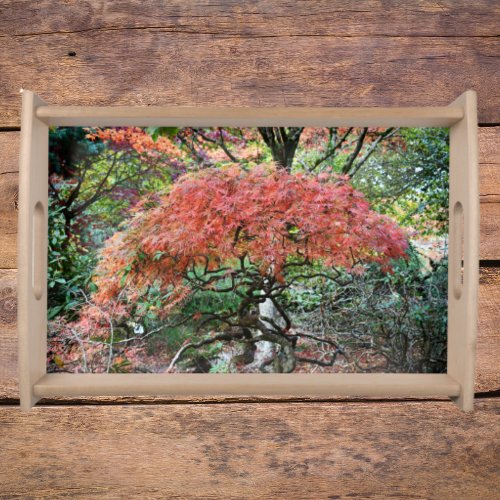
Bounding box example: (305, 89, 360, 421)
(157, 285, 242, 353)
(209, 357, 231, 373)
(286, 247, 448, 373)
(145, 127, 180, 141)
(353, 128, 449, 235)
(182, 284, 242, 321)
(47, 198, 97, 320)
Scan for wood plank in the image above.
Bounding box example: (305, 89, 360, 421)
(0, 269, 16, 399)
(480, 203, 500, 260)
(480, 127, 500, 204)
(0, 1, 499, 126)
(0, 399, 498, 498)
(0, 132, 19, 269)
(2, 0, 498, 38)
(477, 267, 500, 393)
(0, 128, 499, 266)
(1, 268, 499, 400)
(479, 127, 500, 259)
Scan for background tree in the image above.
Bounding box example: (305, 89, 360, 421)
(257, 127, 304, 170)
(49, 127, 185, 238)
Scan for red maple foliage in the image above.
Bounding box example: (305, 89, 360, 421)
(87, 127, 182, 159)
(91, 165, 407, 313)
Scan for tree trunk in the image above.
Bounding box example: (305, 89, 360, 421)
(251, 129, 304, 369)
(257, 127, 303, 171)
(255, 295, 279, 367)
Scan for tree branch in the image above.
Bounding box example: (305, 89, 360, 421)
(342, 127, 368, 175)
(166, 331, 239, 372)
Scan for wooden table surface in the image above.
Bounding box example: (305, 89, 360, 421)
(0, 2, 498, 497)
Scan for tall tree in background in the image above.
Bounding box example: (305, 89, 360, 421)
(257, 127, 304, 170)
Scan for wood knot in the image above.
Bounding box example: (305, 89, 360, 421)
(0, 290, 16, 324)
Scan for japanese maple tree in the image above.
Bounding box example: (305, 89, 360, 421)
(77, 165, 408, 372)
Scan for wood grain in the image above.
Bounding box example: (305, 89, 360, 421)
(0, 132, 19, 269)
(0, 267, 498, 400)
(481, 204, 500, 261)
(0, 269, 16, 399)
(477, 267, 500, 394)
(0, 399, 498, 498)
(0, 128, 499, 267)
(2, 0, 498, 37)
(479, 127, 500, 205)
(0, 1, 499, 126)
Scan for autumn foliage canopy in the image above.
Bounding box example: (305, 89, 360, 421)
(91, 165, 408, 320)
